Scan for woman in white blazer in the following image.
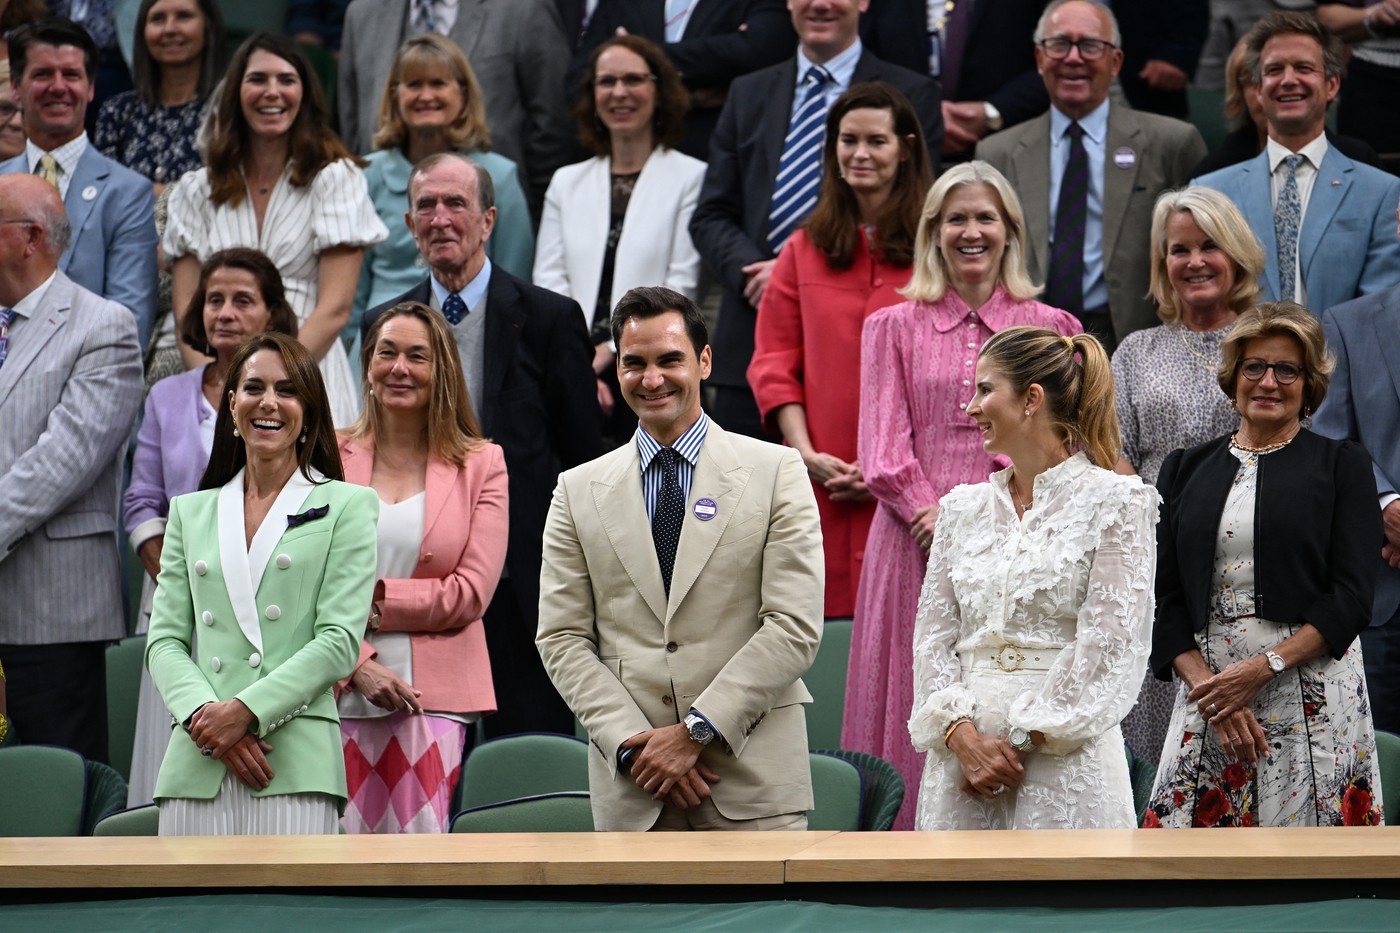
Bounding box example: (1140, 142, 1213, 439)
(533, 34, 706, 444)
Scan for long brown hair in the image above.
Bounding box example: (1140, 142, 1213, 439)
(978, 326, 1121, 469)
(206, 32, 362, 207)
(344, 302, 488, 466)
(200, 332, 344, 489)
(803, 82, 932, 270)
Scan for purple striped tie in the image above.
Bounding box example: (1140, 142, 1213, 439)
(1046, 122, 1088, 317)
(0, 308, 14, 371)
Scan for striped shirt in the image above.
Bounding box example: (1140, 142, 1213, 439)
(637, 413, 709, 523)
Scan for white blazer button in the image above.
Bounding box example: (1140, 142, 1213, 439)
(194, 560, 208, 575)
(210, 656, 221, 672)
(265, 604, 282, 620)
(201, 610, 213, 626)
(249, 652, 262, 668)
(276, 554, 291, 569)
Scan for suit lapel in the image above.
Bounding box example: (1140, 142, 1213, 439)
(1238, 154, 1281, 300)
(1018, 115, 1052, 279)
(60, 150, 106, 274)
(450, 0, 487, 58)
(480, 270, 524, 435)
(1298, 148, 1351, 290)
(757, 61, 799, 219)
(665, 425, 750, 623)
(218, 471, 265, 654)
(1102, 107, 1141, 272)
(422, 455, 456, 546)
(0, 278, 70, 410)
(1370, 290, 1400, 411)
(591, 447, 668, 624)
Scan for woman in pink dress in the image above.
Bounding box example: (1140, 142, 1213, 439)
(747, 82, 933, 618)
(844, 161, 1082, 829)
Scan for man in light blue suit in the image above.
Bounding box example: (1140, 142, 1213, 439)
(2, 19, 157, 352)
(1194, 13, 1400, 316)
(1313, 196, 1400, 735)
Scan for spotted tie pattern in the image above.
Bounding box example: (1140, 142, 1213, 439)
(442, 292, 467, 325)
(1274, 154, 1303, 301)
(651, 448, 684, 597)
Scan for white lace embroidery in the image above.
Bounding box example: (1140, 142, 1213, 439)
(908, 453, 1161, 829)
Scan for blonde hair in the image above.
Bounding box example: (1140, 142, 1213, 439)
(1149, 187, 1264, 325)
(979, 326, 1121, 468)
(900, 161, 1039, 304)
(372, 33, 491, 153)
(1217, 301, 1334, 415)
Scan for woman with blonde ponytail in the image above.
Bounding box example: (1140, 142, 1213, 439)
(907, 325, 1161, 830)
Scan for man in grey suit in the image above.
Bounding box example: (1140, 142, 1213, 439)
(0, 174, 144, 762)
(0, 19, 159, 353)
(1312, 196, 1400, 735)
(976, 0, 1206, 351)
(338, 0, 574, 207)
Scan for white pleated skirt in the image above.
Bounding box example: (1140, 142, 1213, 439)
(158, 772, 338, 835)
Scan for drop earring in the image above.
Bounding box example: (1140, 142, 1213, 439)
(299, 431, 308, 444)
(232, 423, 240, 437)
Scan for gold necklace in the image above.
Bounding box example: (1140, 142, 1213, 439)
(1176, 324, 1219, 368)
(1230, 424, 1301, 454)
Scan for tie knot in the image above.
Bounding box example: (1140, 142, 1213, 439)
(804, 65, 830, 87)
(1284, 154, 1303, 172)
(656, 447, 680, 471)
(1065, 122, 1085, 141)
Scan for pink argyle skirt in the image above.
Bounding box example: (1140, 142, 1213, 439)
(340, 712, 467, 833)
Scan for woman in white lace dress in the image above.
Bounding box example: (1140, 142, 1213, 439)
(909, 326, 1160, 829)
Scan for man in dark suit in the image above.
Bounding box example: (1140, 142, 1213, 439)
(860, 0, 1051, 160)
(364, 153, 602, 737)
(1115, 0, 1209, 119)
(571, 0, 797, 161)
(689, 0, 941, 439)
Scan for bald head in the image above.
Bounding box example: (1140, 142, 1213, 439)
(0, 174, 70, 304)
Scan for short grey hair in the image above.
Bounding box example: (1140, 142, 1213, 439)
(407, 152, 495, 213)
(34, 196, 71, 252)
(1033, 0, 1121, 48)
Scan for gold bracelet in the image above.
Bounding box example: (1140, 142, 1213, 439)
(944, 717, 973, 748)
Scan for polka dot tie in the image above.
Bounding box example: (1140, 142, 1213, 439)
(652, 448, 684, 597)
(442, 292, 467, 325)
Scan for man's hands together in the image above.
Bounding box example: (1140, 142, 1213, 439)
(622, 724, 721, 809)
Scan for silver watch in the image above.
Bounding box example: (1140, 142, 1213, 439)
(1265, 649, 1286, 677)
(684, 711, 715, 746)
(1008, 726, 1036, 752)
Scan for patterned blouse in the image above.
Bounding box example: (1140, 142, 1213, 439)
(95, 92, 207, 186)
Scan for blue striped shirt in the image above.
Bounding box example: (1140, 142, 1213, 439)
(637, 413, 709, 523)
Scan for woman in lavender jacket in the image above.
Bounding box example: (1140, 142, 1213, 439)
(122, 248, 298, 806)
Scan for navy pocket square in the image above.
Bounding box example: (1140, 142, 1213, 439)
(287, 504, 330, 528)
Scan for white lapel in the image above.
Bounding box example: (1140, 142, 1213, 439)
(217, 467, 321, 653)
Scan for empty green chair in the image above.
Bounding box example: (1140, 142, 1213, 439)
(450, 792, 594, 833)
(813, 748, 905, 830)
(106, 634, 147, 782)
(456, 733, 590, 813)
(1374, 729, 1400, 826)
(805, 618, 853, 750)
(83, 760, 131, 835)
(93, 804, 160, 837)
(0, 746, 87, 836)
(806, 751, 863, 831)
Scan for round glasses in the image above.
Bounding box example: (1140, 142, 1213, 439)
(1239, 358, 1304, 384)
(1037, 37, 1117, 61)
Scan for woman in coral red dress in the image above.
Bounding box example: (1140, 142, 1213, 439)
(846, 162, 1080, 829)
(747, 82, 933, 618)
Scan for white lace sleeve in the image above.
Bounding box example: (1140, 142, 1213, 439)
(908, 491, 979, 753)
(1007, 481, 1160, 756)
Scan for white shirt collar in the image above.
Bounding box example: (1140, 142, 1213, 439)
(1267, 131, 1329, 174)
(1050, 98, 1110, 144)
(7, 270, 59, 321)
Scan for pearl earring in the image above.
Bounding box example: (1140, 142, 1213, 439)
(299, 431, 308, 444)
(1024, 408, 1031, 417)
(232, 424, 239, 437)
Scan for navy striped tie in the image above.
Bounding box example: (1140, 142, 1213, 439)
(1045, 122, 1088, 317)
(767, 66, 831, 253)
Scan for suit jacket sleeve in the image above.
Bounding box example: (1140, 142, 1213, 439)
(536, 475, 653, 773)
(746, 237, 804, 428)
(336, 4, 364, 156)
(987, 74, 1050, 129)
(238, 485, 379, 735)
(1357, 174, 1400, 300)
(663, 159, 706, 300)
(545, 293, 607, 468)
(1313, 307, 1394, 496)
(103, 178, 160, 352)
(0, 297, 144, 558)
(375, 445, 510, 633)
(513, 1, 575, 198)
(660, 0, 796, 88)
(692, 447, 824, 755)
(1151, 448, 1198, 679)
(689, 89, 769, 296)
(123, 389, 169, 540)
(1303, 440, 1380, 658)
(532, 171, 571, 297)
(146, 496, 220, 723)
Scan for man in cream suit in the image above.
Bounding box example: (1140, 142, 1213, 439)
(0, 173, 144, 762)
(537, 285, 823, 832)
(976, 0, 1205, 350)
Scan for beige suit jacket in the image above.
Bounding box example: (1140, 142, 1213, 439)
(537, 421, 824, 831)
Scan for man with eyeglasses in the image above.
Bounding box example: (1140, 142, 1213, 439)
(976, 0, 1205, 353)
(1313, 195, 1400, 736)
(1194, 13, 1400, 315)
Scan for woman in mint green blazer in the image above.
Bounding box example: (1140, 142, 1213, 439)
(147, 332, 379, 834)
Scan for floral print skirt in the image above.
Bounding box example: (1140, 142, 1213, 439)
(1143, 611, 1383, 828)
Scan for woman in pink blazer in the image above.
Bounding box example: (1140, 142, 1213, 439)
(337, 301, 508, 833)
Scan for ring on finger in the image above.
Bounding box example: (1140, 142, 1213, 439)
(1210, 702, 1219, 714)
(970, 765, 982, 772)
(992, 784, 1006, 796)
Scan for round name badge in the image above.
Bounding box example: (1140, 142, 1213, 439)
(1113, 147, 1136, 169)
(693, 497, 718, 521)
(82, 185, 98, 201)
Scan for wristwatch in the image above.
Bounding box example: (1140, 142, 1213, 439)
(1008, 726, 1036, 753)
(684, 711, 715, 746)
(1265, 649, 1286, 677)
(983, 101, 1004, 132)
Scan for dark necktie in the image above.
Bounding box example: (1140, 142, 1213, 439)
(767, 65, 832, 252)
(442, 292, 467, 325)
(651, 448, 684, 597)
(1045, 122, 1088, 317)
(940, 0, 973, 101)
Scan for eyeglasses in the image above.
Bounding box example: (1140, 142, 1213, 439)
(594, 73, 656, 91)
(1037, 37, 1117, 61)
(1239, 358, 1304, 384)
(0, 103, 20, 120)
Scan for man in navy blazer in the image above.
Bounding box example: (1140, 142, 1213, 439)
(1, 19, 158, 353)
(1194, 13, 1400, 316)
(1313, 199, 1400, 734)
(689, 0, 941, 439)
(363, 153, 602, 737)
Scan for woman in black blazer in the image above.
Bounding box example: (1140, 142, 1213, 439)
(1144, 301, 1385, 829)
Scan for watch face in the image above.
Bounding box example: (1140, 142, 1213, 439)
(1009, 727, 1030, 749)
(1269, 653, 1286, 673)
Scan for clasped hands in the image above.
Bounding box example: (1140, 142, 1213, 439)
(621, 723, 721, 810)
(801, 450, 872, 504)
(1187, 658, 1271, 764)
(189, 698, 275, 790)
(947, 722, 1025, 799)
